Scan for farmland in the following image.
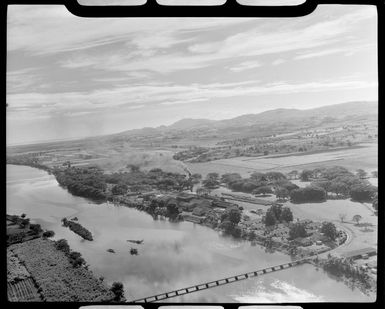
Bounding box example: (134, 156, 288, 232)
(7, 250, 41, 301)
(186, 143, 377, 178)
(9, 238, 115, 302)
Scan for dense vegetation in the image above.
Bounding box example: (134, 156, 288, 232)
(307, 166, 377, 202)
(220, 171, 299, 195)
(263, 204, 294, 226)
(290, 186, 327, 203)
(219, 208, 243, 238)
(61, 218, 93, 241)
(318, 255, 372, 292)
(6, 154, 50, 171)
(106, 167, 195, 192)
(53, 166, 107, 200)
(10, 238, 114, 301)
(289, 222, 308, 239)
(7, 215, 43, 245)
(55, 239, 87, 268)
(320, 222, 338, 241)
(110, 282, 125, 302)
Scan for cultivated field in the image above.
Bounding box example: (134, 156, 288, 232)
(187, 143, 377, 178)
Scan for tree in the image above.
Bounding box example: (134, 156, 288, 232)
(252, 186, 273, 196)
(329, 181, 349, 197)
(30, 223, 42, 235)
(232, 226, 242, 238)
(42, 230, 55, 238)
(290, 186, 326, 203)
(250, 172, 267, 181)
(206, 172, 219, 180)
(264, 209, 277, 226)
(289, 222, 307, 239)
(202, 178, 220, 190)
(300, 169, 313, 181)
(110, 282, 125, 302)
(166, 201, 180, 220)
(196, 187, 209, 196)
(55, 239, 70, 255)
(21, 213, 26, 218)
(356, 169, 367, 179)
(69, 251, 86, 268)
(280, 207, 294, 222)
(269, 204, 283, 221)
(111, 183, 128, 195)
(338, 213, 347, 223)
(321, 222, 338, 241)
(18, 218, 30, 228)
(350, 184, 377, 201)
(248, 230, 257, 241)
(219, 220, 234, 235)
(221, 173, 242, 184)
(287, 170, 299, 180)
(275, 187, 289, 200)
(352, 214, 362, 225)
(228, 208, 242, 225)
(191, 173, 202, 184)
(265, 172, 287, 182)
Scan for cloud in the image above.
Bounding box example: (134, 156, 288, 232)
(272, 58, 285, 66)
(229, 60, 261, 72)
(8, 5, 376, 79)
(54, 6, 375, 75)
(7, 76, 376, 121)
(187, 6, 375, 60)
(7, 6, 249, 55)
(294, 43, 375, 60)
(6, 68, 43, 93)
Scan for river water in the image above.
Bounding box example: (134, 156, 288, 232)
(6, 164, 374, 302)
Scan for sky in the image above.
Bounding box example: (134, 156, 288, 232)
(7, 4, 377, 145)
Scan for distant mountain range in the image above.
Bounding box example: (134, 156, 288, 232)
(113, 101, 377, 138)
(7, 100, 378, 151)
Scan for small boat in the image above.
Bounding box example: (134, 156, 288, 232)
(107, 249, 116, 253)
(127, 239, 144, 244)
(130, 248, 138, 255)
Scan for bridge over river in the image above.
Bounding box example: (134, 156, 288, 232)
(129, 257, 315, 303)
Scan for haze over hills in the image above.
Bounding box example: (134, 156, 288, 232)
(7, 101, 377, 150)
(114, 100, 377, 136)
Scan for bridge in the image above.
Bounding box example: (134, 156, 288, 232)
(129, 257, 313, 303)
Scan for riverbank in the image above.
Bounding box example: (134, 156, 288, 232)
(309, 257, 376, 297)
(7, 164, 376, 302)
(7, 162, 346, 259)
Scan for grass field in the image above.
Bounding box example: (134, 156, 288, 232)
(187, 143, 377, 178)
(287, 199, 377, 256)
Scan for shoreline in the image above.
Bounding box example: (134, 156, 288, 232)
(6, 163, 376, 297)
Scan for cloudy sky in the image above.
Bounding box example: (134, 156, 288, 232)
(7, 4, 377, 145)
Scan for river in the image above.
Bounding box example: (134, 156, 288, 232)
(6, 164, 374, 302)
